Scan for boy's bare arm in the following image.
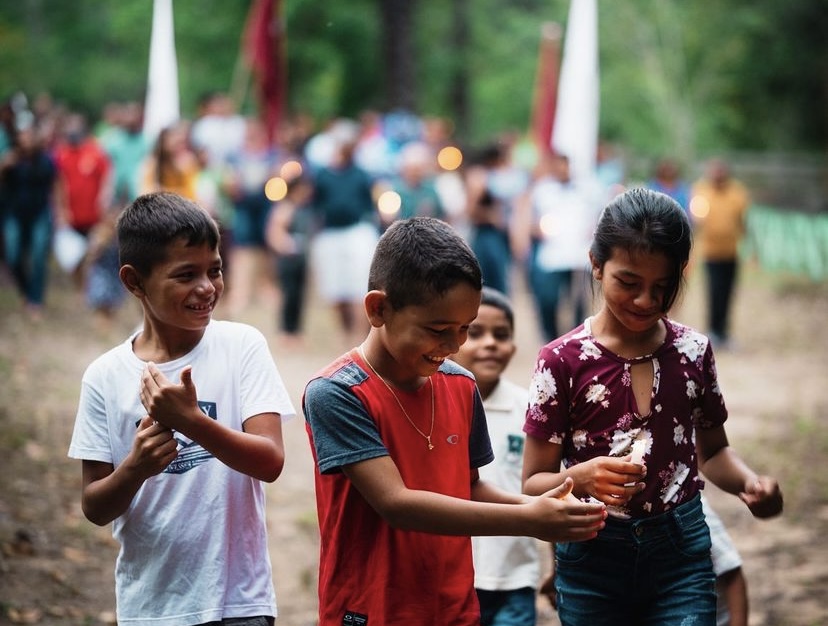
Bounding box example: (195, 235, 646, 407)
(469, 469, 528, 505)
(140, 363, 286, 483)
(343, 455, 605, 543)
(718, 567, 749, 626)
(80, 416, 178, 525)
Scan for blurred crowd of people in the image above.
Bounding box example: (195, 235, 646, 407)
(0, 88, 750, 350)
(0, 89, 757, 625)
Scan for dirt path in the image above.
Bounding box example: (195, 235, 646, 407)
(1, 261, 826, 625)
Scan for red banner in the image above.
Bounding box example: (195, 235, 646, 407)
(530, 22, 562, 157)
(243, 0, 285, 144)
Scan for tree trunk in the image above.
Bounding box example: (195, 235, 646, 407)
(449, 0, 470, 141)
(379, 0, 417, 111)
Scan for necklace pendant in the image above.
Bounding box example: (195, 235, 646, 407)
(358, 346, 437, 452)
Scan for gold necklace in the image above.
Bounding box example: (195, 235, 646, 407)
(358, 345, 435, 450)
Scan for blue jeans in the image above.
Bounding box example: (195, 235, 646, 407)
(555, 494, 716, 626)
(3, 212, 52, 306)
(529, 244, 591, 342)
(476, 587, 536, 626)
(232, 193, 271, 247)
(471, 225, 511, 295)
(530, 268, 588, 342)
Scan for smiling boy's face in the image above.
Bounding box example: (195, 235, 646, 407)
(368, 282, 481, 391)
(137, 239, 224, 333)
(451, 303, 515, 398)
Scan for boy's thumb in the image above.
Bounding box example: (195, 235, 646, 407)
(547, 476, 574, 500)
(180, 366, 194, 389)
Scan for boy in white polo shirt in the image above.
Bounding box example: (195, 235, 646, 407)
(453, 286, 541, 626)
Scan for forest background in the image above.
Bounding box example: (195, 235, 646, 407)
(1, 2, 828, 624)
(1, 0, 827, 177)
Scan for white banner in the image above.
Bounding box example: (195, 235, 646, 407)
(552, 0, 599, 185)
(143, 0, 180, 143)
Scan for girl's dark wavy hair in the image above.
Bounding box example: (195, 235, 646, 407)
(590, 187, 692, 313)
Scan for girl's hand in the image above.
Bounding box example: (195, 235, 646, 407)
(575, 455, 646, 505)
(740, 475, 783, 519)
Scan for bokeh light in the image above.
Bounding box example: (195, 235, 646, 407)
(377, 190, 402, 216)
(689, 195, 710, 219)
(437, 146, 463, 171)
(265, 176, 288, 201)
(539, 214, 561, 237)
(280, 160, 303, 181)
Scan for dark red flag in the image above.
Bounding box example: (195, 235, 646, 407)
(530, 22, 562, 157)
(243, 0, 285, 144)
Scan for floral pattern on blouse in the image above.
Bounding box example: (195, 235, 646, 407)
(523, 317, 727, 518)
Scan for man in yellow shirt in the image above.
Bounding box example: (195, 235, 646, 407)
(691, 158, 750, 348)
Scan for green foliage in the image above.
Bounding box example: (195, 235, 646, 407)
(282, 2, 382, 121)
(0, 0, 250, 117)
(0, 0, 824, 155)
(465, 2, 568, 142)
(729, 1, 828, 151)
(174, 0, 251, 112)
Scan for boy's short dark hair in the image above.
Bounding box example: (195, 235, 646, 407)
(117, 192, 220, 276)
(368, 217, 482, 310)
(480, 286, 514, 331)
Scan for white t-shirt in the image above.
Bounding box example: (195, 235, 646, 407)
(532, 176, 603, 272)
(190, 114, 246, 169)
(472, 379, 541, 591)
(68, 320, 295, 626)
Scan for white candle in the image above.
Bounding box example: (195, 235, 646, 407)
(630, 439, 646, 465)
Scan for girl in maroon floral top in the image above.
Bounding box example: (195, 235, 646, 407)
(522, 188, 782, 626)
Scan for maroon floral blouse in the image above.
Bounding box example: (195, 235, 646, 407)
(523, 317, 727, 519)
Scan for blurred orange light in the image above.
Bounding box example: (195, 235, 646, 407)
(280, 160, 303, 181)
(437, 146, 463, 171)
(265, 177, 288, 202)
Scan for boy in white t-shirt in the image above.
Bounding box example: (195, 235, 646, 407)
(452, 286, 541, 626)
(68, 192, 295, 626)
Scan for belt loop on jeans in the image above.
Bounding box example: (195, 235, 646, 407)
(671, 492, 702, 531)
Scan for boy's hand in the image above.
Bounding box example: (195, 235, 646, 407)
(739, 475, 783, 519)
(140, 363, 199, 432)
(529, 477, 606, 543)
(126, 415, 178, 479)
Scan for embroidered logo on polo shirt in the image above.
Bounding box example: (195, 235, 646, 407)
(507, 433, 524, 463)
